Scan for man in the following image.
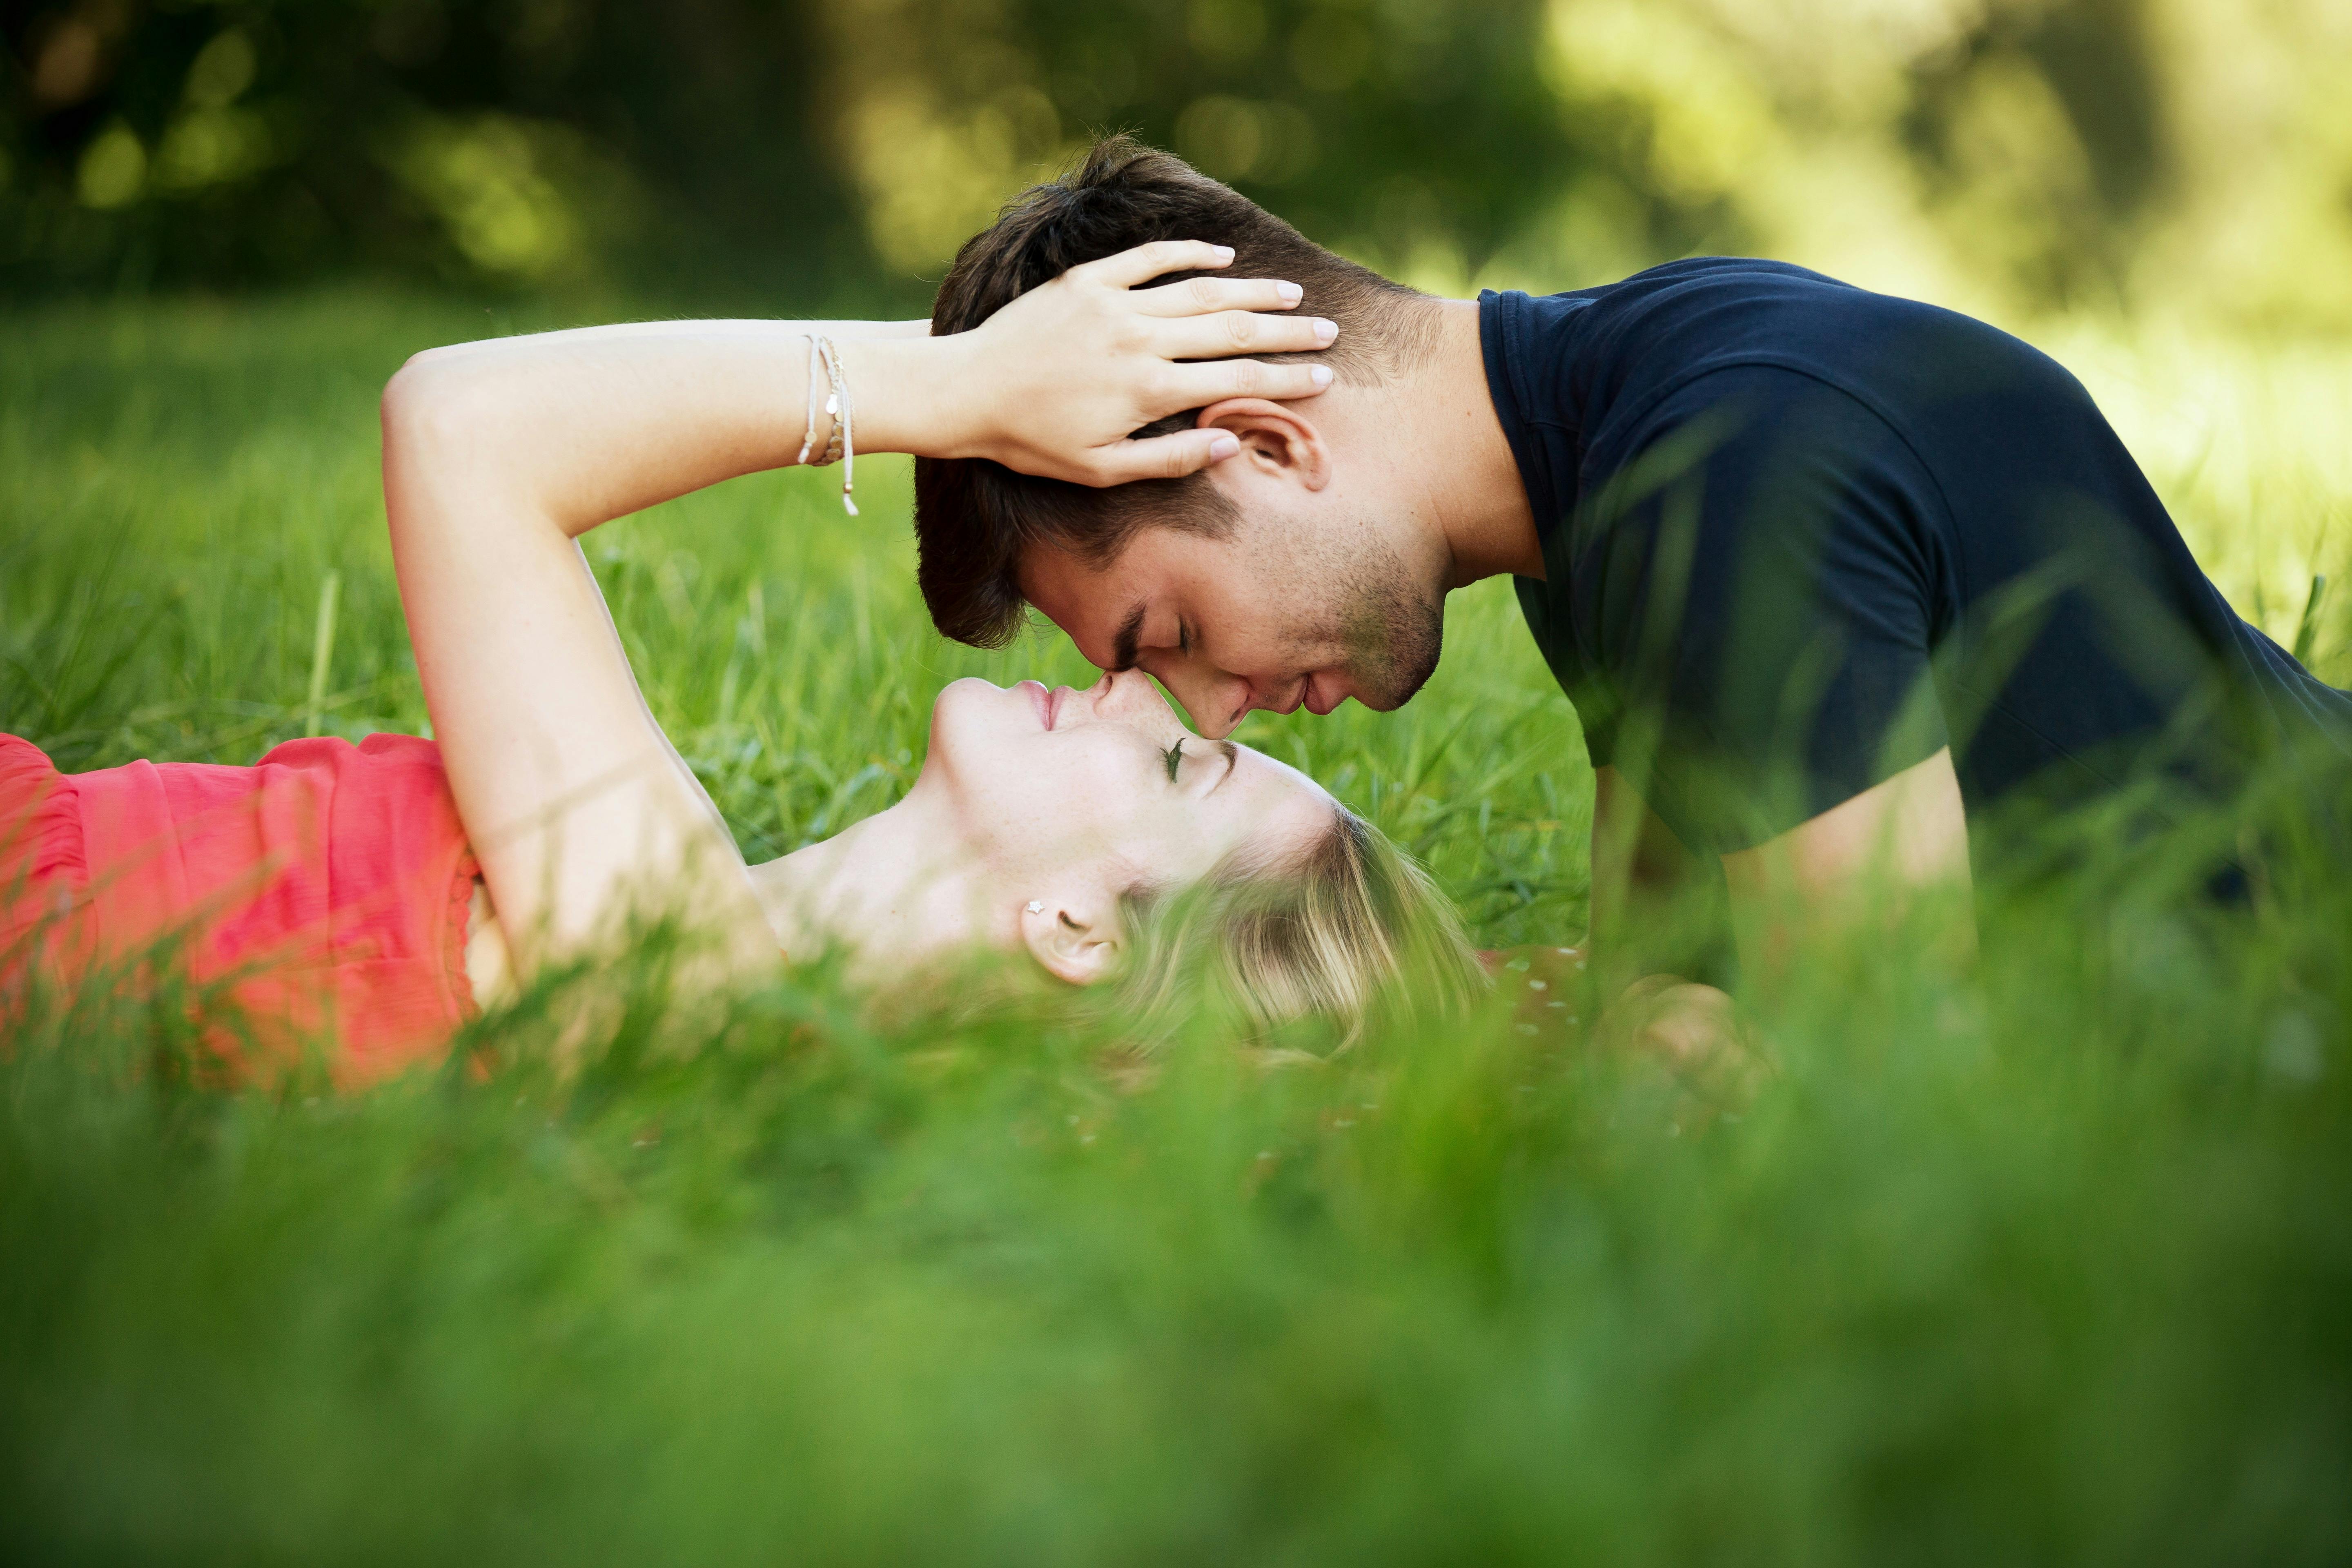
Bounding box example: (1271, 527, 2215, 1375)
(912, 136, 2351, 1023)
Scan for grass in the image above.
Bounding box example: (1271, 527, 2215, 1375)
(2, 290, 2349, 1565)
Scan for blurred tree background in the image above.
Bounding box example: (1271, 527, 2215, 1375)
(5, 0, 2350, 329)
(6, 0, 2349, 629)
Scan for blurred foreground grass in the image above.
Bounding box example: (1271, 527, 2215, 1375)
(2, 292, 2349, 1563)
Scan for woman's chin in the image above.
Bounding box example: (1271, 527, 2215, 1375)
(933, 675, 1010, 711)
(923, 676, 1038, 795)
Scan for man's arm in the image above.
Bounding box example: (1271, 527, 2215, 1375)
(1588, 764, 1717, 999)
(1587, 764, 1748, 1067)
(1589, 749, 1972, 1062)
(1718, 745, 1974, 983)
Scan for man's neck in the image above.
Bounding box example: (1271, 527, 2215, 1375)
(1365, 297, 1544, 587)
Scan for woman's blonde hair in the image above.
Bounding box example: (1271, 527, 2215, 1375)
(1110, 806, 1485, 1050)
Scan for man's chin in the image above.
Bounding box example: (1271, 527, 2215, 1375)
(1348, 646, 1441, 713)
(1310, 673, 1416, 716)
(1348, 596, 1445, 713)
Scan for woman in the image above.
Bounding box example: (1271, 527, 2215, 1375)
(2, 243, 1479, 1080)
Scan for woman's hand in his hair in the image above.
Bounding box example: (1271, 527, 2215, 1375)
(939, 239, 1339, 486)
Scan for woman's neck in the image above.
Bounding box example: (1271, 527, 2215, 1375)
(746, 787, 996, 975)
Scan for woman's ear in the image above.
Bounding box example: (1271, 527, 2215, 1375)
(1194, 398, 1331, 492)
(1019, 894, 1122, 986)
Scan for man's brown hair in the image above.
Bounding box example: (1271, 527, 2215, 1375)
(914, 135, 1431, 649)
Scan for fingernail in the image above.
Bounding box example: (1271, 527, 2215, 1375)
(1310, 365, 1333, 388)
(1276, 281, 1303, 304)
(1209, 433, 1241, 461)
(1212, 245, 1235, 262)
(1313, 318, 1337, 343)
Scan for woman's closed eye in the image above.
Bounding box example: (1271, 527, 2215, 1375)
(1159, 736, 1239, 793)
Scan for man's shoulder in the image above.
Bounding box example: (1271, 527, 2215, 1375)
(1507, 258, 2042, 444)
(1486, 261, 1851, 447)
(1510, 256, 1855, 316)
(1490, 258, 1868, 403)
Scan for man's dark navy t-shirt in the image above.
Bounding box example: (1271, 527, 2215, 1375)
(1480, 257, 2352, 857)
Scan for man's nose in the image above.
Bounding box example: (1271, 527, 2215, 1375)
(1149, 665, 1256, 739)
(1095, 667, 1161, 712)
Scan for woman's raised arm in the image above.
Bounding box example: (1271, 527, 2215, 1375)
(381, 241, 1334, 982)
(388, 239, 1340, 525)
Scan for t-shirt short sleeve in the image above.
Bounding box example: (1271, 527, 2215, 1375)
(1511, 574, 1622, 768)
(1571, 365, 1953, 853)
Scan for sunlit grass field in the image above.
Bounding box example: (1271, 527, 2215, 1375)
(3, 292, 2348, 1564)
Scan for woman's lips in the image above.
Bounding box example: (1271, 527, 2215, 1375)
(1020, 680, 1054, 730)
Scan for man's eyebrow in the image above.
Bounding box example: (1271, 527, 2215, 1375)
(1211, 740, 1239, 792)
(1111, 601, 1145, 671)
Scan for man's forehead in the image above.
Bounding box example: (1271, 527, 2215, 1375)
(1019, 543, 1154, 650)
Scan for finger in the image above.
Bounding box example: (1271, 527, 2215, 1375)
(1160, 358, 1335, 407)
(1079, 429, 1244, 487)
(1075, 240, 1234, 290)
(1130, 276, 1303, 316)
(1156, 312, 1338, 359)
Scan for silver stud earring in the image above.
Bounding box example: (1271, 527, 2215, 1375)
(1026, 900, 1045, 915)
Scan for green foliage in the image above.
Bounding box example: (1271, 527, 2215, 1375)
(3, 296, 2350, 1562)
(12, 0, 2352, 327)
(1, 0, 865, 299)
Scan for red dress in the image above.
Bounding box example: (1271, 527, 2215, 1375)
(1, 732, 478, 1083)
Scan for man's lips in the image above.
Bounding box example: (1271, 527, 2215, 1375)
(1272, 673, 1341, 717)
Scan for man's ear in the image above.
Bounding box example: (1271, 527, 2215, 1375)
(1194, 398, 1331, 492)
(1019, 893, 1123, 987)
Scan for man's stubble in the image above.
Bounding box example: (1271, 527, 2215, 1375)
(1280, 523, 1444, 712)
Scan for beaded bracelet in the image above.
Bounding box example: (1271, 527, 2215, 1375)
(815, 334, 856, 515)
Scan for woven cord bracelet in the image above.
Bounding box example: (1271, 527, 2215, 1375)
(812, 334, 858, 516)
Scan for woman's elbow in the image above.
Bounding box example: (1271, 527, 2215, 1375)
(380, 351, 493, 457)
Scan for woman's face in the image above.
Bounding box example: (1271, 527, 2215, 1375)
(921, 669, 1337, 905)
